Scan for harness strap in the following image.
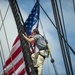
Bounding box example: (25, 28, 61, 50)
(39, 52, 46, 59)
(39, 46, 47, 51)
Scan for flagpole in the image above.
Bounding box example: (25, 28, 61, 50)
(0, 40, 5, 75)
(0, 10, 16, 75)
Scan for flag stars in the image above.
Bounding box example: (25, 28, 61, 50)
(29, 30, 31, 32)
(33, 22, 35, 24)
(24, 2, 39, 35)
(26, 25, 28, 27)
(36, 8, 38, 10)
(26, 21, 28, 23)
(30, 17, 32, 19)
(33, 12, 35, 14)
(34, 17, 37, 20)
(35, 13, 38, 16)
(33, 8, 35, 10)
(29, 25, 32, 28)
(30, 21, 32, 23)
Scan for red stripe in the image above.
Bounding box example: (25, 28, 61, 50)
(18, 68, 32, 75)
(4, 32, 36, 74)
(17, 63, 32, 75)
(5, 57, 24, 75)
(18, 64, 32, 75)
(30, 71, 32, 75)
(18, 68, 26, 75)
(4, 46, 22, 68)
(12, 36, 20, 46)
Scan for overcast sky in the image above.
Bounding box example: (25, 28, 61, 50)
(0, 0, 75, 75)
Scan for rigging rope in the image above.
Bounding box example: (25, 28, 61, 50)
(0, 40, 6, 75)
(33, 0, 51, 75)
(0, 10, 10, 60)
(0, 5, 9, 31)
(58, 0, 67, 41)
(39, 12, 59, 75)
(33, 1, 59, 75)
(72, 0, 75, 14)
(58, 0, 74, 75)
(0, 41, 5, 63)
(51, 0, 74, 75)
(8, 0, 37, 74)
(51, 0, 70, 75)
(39, 17, 51, 75)
(37, 1, 75, 56)
(0, 8, 16, 75)
(0, 51, 5, 75)
(15, 0, 24, 25)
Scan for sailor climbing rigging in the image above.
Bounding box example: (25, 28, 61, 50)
(22, 29, 49, 75)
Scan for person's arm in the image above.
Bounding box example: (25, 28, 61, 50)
(22, 34, 34, 42)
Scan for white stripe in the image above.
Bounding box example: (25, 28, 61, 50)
(12, 62, 25, 75)
(10, 40, 20, 56)
(4, 64, 12, 74)
(5, 51, 23, 72)
(24, 72, 27, 75)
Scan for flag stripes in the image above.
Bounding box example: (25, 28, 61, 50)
(3, 36, 26, 75)
(5, 58, 24, 75)
(3, 2, 39, 75)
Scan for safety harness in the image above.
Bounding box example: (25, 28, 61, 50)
(39, 35, 50, 58)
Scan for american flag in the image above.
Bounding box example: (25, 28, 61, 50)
(23, 2, 39, 36)
(3, 2, 39, 75)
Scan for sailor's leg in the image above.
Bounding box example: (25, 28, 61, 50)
(37, 55, 44, 75)
(31, 52, 39, 67)
(37, 50, 45, 75)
